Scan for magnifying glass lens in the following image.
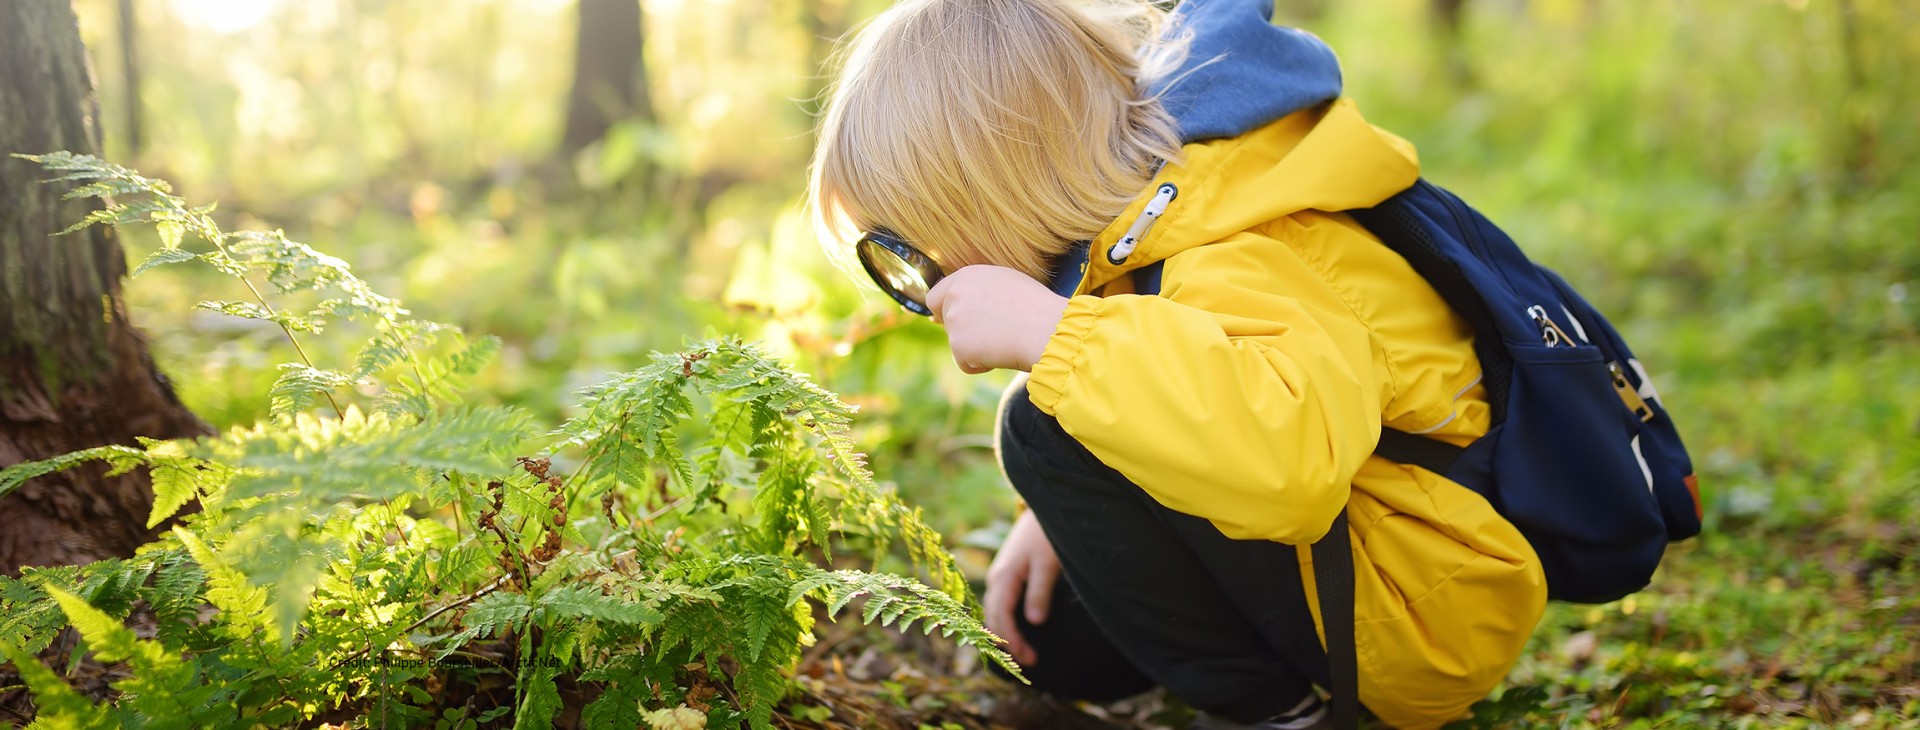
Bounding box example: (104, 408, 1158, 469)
(855, 230, 942, 316)
(861, 243, 930, 303)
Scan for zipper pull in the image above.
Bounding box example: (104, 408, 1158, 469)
(1610, 361, 1656, 422)
(1526, 305, 1574, 347)
(1106, 183, 1178, 265)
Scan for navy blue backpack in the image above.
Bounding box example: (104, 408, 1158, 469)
(1345, 180, 1703, 600)
(1134, 179, 1701, 728)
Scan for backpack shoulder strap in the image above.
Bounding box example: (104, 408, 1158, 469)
(1347, 180, 1512, 426)
(1311, 509, 1358, 730)
(1375, 427, 1466, 476)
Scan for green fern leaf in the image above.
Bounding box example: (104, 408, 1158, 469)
(536, 585, 664, 627)
(132, 247, 196, 277)
(155, 218, 185, 249)
(0, 445, 148, 500)
(174, 528, 276, 643)
(198, 250, 249, 277)
(0, 642, 113, 728)
(45, 587, 223, 726)
(147, 462, 203, 528)
(463, 590, 533, 637)
(791, 568, 1021, 679)
(732, 653, 788, 730)
(578, 654, 656, 729)
(47, 587, 161, 665)
(146, 552, 207, 642)
(512, 666, 563, 730)
(193, 299, 275, 321)
(267, 364, 354, 417)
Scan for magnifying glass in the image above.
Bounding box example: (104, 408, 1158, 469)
(855, 228, 945, 316)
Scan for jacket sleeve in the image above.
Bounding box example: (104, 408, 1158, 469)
(1023, 229, 1382, 544)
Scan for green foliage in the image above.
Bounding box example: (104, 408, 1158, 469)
(0, 444, 146, 501)
(0, 643, 114, 729)
(0, 156, 1013, 729)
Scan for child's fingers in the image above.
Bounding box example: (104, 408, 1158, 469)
(924, 269, 964, 320)
(984, 561, 1035, 665)
(1023, 556, 1058, 625)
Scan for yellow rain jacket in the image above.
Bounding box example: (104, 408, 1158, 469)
(1025, 98, 1548, 729)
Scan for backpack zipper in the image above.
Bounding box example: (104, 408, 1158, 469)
(1610, 361, 1657, 422)
(1437, 184, 1578, 349)
(1527, 305, 1576, 347)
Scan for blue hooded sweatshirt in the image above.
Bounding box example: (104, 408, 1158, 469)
(1156, 0, 1344, 143)
(1047, 0, 1344, 296)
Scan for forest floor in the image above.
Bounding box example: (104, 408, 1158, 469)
(769, 514, 1920, 730)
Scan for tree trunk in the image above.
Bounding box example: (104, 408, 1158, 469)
(560, 0, 652, 155)
(1432, 0, 1474, 86)
(0, 0, 207, 578)
(118, 0, 141, 156)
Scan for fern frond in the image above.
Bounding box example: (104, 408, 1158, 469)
(145, 551, 208, 643)
(536, 585, 664, 627)
(0, 642, 113, 728)
(512, 666, 564, 730)
(552, 352, 698, 493)
(131, 247, 197, 277)
(0, 445, 149, 500)
(212, 407, 531, 505)
(374, 333, 500, 418)
(463, 590, 534, 638)
(174, 528, 276, 643)
(268, 364, 355, 417)
(193, 299, 322, 333)
(789, 567, 1020, 678)
(351, 319, 448, 379)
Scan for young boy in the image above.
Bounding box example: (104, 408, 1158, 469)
(807, 1, 1547, 728)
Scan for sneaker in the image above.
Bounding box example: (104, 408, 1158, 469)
(1189, 695, 1331, 730)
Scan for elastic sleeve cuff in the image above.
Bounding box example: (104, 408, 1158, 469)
(1025, 295, 1103, 415)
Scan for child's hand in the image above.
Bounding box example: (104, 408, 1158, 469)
(984, 509, 1060, 666)
(925, 265, 1069, 374)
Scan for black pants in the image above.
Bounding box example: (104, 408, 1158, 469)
(993, 380, 1328, 724)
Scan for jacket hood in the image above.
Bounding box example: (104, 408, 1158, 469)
(1156, 0, 1344, 144)
(1066, 0, 1425, 294)
(1078, 100, 1421, 294)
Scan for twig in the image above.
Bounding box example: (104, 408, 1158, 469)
(331, 575, 513, 669)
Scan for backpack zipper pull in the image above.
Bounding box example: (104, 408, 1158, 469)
(1610, 361, 1657, 422)
(1526, 305, 1574, 347)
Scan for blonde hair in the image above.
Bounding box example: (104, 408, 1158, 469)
(808, 0, 1189, 281)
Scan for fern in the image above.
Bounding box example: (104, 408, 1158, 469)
(47, 587, 232, 728)
(0, 643, 114, 729)
(0, 444, 147, 501)
(789, 567, 1018, 675)
(132, 247, 197, 277)
(513, 666, 564, 730)
(268, 364, 356, 417)
(4, 154, 1020, 730)
(536, 584, 664, 627)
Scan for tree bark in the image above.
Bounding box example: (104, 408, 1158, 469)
(560, 0, 652, 155)
(1432, 0, 1474, 86)
(117, 0, 141, 156)
(0, 0, 207, 577)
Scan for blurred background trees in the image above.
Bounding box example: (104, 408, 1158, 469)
(561, 0, 651, 156)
